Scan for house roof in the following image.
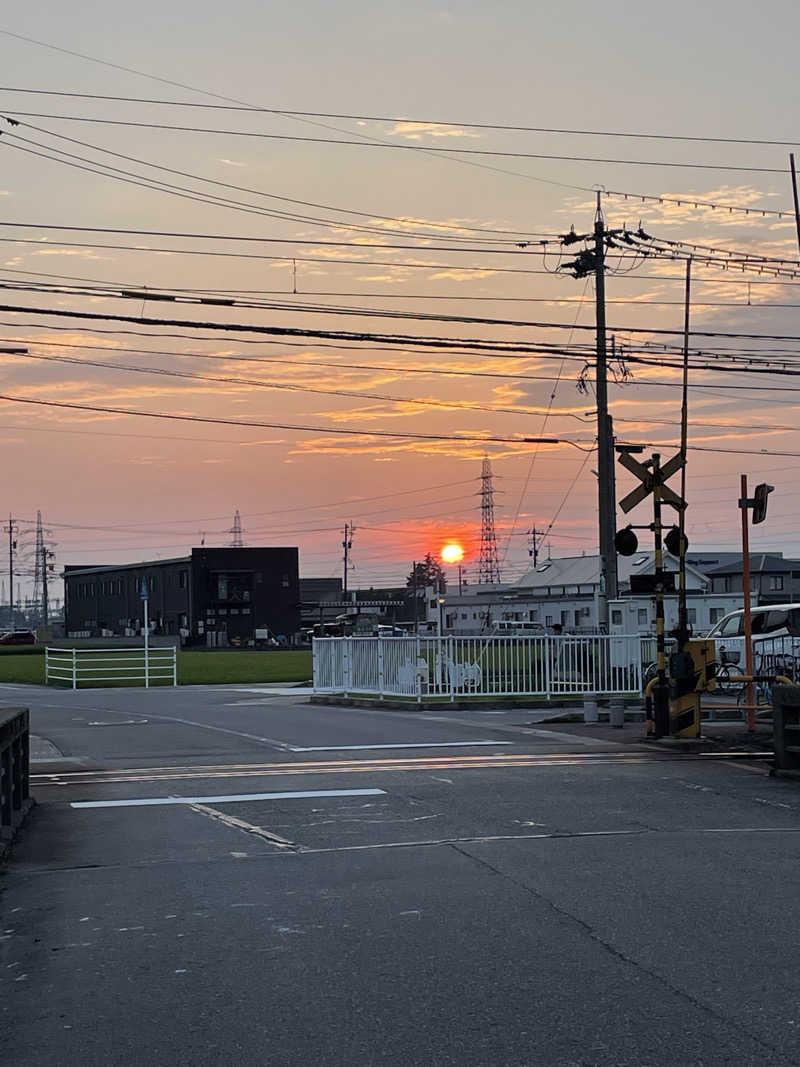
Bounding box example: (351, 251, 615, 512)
(512, 552, 708, 591)
(709, 554, 800, 576)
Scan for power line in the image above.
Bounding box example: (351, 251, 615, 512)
(0, 391, 541, 444)
(3, 87, 799, 149)
(0, 118, 544, 244)
(2, 232, 796, 289)
(0, 218, 547, 256)
(0, 111, 789, 174)
(7, 296, 800, 345)
(16, 348, 581, 420)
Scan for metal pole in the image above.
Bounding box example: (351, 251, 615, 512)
(7, 515, 14, 627)
(678, 258, 691, 638)
(42, 545, 49, 625)
(790, 153, 800, 260)
(594, 192, 617, 627)
(144, 596, 150, 689)
(652, 454, 669, 738)
(741, 474, 755, 731)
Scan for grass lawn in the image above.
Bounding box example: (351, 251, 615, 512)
(0, 649, 312, 688)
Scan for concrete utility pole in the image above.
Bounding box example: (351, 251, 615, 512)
(527, 527, 544, 568)
(593, 193, 618, 624)
(342, 523, 355, 595)
(5, 516, 17, 627)
(559, 195, 618, 629)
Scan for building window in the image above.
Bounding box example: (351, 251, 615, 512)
(179, 570, 188, 589)
(545, 616, 553, 627)
(242, 608, 251, 615)
(637, 608, 648, 625)
(611, 610, 623, 626)
(688, 608, 697, 624)
(770, 576, 784, 591)
(215, 572, 251, 602)
(709, 608, 722, 624)
(461, 612, 468, 620)
(282, 573, 290, 588)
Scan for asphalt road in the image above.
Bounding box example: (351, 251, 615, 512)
(3, 683, 800, 1066)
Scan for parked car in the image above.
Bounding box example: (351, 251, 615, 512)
(706, 604, 800, 642)
(0, 630, 36, 645)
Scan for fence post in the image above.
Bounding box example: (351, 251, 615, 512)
(173, 646, 178, 687)
(44, 647, 49, 686)
(312, 639, 319, 692)
(416, 634, 422, 705)
(449, 635, 455, 702)
(144, 644, 150, 689)
(544, 635, 552, 701)
(72, 648, 77, 690)
(343, 637, 351, 696)
(377, 638, 385, 701)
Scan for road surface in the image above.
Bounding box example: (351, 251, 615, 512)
(2, 683, 799, 1066)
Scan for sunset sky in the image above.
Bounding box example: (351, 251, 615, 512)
(2, 2, 800, 598)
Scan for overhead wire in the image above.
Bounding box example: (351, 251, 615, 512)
(3, 87, 800, 149)
(0, 111, 790, 174)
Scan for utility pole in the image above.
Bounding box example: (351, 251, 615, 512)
(527, 527, 544, 568)
(677, 258, 692, 643)
(790, 153, 800, 260)
(5, 516, 17, 628)
(593, 192, 618, 625)
(559, 195, 619, 629)
(342, 523, 355, 595)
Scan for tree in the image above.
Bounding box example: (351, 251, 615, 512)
(406, 553, 446, 595)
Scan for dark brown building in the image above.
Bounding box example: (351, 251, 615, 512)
(64, 547, 299, 646)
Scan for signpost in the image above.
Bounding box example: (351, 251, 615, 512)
(141, 577, 150, 689)
(617, 446, 687, 739)
(739, 478, 775, 732)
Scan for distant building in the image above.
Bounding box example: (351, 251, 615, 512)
(63, 547, 299, 646)
(427, 552, 743, 636)
(704, 553, 800, 604)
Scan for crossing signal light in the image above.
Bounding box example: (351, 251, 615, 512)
(615, 526, 638, 556)
(752, 483, 774, 525)
(664, 526, 688, 557)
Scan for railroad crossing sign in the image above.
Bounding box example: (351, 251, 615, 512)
(618, 450, 687, 514)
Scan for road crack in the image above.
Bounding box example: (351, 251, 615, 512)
(448, 841, 795, 1065)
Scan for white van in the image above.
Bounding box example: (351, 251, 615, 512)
(706, 604, 800, 642)
(706, 603, 800, 669)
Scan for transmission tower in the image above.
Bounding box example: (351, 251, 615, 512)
(31, 512, 56, 624)
(478, 457, 501, 584)
(229, 510, 245, 548)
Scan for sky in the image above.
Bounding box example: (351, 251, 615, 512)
(1, 1, 800, 600)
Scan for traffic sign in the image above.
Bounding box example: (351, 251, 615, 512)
(618, 450, 686, 515)
(140, 578, 149, 601)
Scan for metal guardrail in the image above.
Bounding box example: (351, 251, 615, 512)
(1, 707, 31, 852)
(313, 634, 643, 702)
(45, 646, 178, 689)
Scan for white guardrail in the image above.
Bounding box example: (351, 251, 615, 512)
(313, 634, 643, 702)
(45, 646, 178, 689)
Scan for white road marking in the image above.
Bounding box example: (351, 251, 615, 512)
(70, 788, 386, 809)
(290, 741, 513, 753)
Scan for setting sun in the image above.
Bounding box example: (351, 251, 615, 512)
(440, 542, 465, 564)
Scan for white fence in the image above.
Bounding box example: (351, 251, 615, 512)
(45, 646, 178, 689)
(313, 635, 643, 702)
